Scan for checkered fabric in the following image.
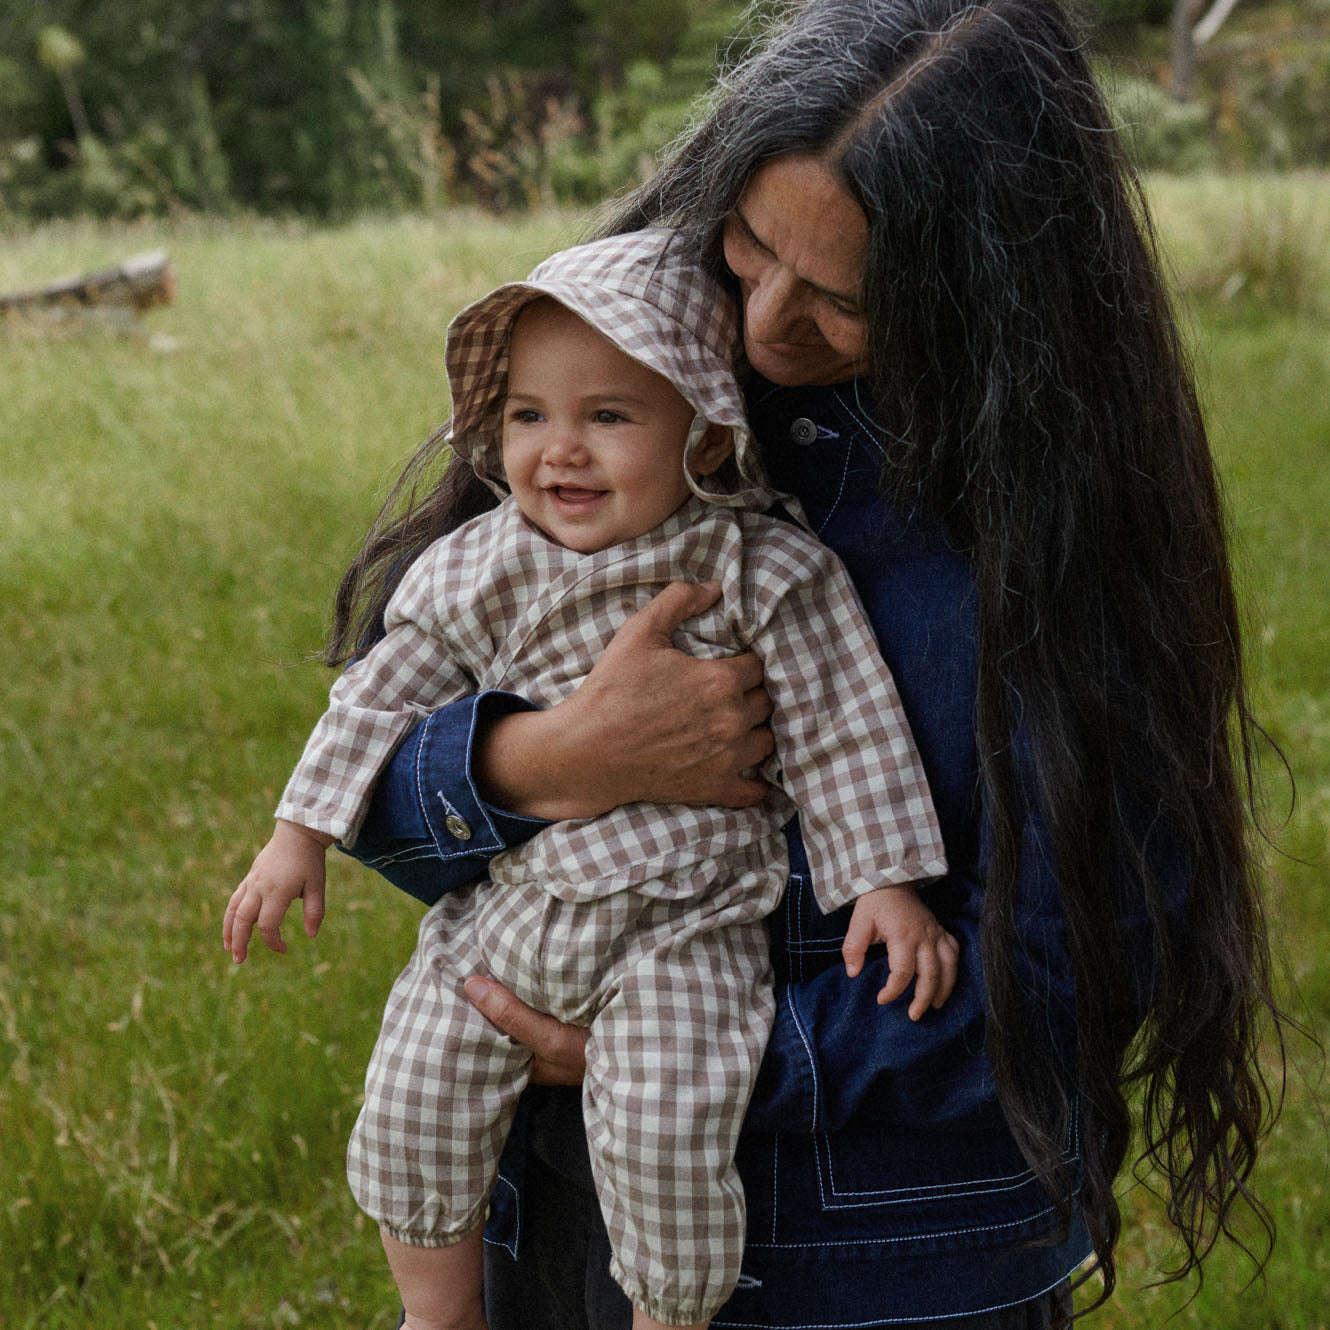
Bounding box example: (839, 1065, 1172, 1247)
(276, 496, 945, 907)
(347, 847, 777, 1326)
(279, 494, 946, 1324)
(444, 227, 781, 512)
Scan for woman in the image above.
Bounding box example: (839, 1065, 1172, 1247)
(328, 0, 1284, 1324)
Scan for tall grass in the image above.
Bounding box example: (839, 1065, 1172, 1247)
(1, 211, 580, 1328)
(1147, 172, 1330, 318)
(1, 182, 1326, 1328)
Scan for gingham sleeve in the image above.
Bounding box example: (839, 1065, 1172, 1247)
(741, 521, 948, 913)
(274, 544, 477, 846)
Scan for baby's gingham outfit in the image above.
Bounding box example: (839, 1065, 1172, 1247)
(274, 230, 946, 1326)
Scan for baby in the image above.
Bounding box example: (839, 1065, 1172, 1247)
(225, 228, 953, 1330)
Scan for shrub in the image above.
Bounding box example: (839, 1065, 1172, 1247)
(1205, 32, 1330, 169)
(1100, 66, 1217, 172)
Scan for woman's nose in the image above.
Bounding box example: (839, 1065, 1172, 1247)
(743, 266, 802, 342)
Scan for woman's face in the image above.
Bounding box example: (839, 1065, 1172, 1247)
(722, 155, 870, 387)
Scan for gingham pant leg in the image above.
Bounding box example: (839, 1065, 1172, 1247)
(346, 882, 533, 1247)
(582, 895, 776, 1326)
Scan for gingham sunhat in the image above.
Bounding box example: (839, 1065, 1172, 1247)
(444, 227, 778, 511)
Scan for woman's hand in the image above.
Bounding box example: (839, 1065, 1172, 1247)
(475, 581, 775, 820)
(464, 976, 589, 1085)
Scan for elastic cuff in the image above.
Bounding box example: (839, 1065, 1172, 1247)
(611, 1256, 727, 1328)
(380, 1213, 485, 1250)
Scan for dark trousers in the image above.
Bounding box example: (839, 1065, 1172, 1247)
(477, 1093, 1073, 1330)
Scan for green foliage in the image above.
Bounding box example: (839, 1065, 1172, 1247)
(1086, 0, 1173, 24)
(1099, 65, 1216, 171)
(1087, 2, 1330, 173)
(1203, 27, 1330, 169)
(0, 52, 38, 111)
(36, 25, 87, 74)
(553, 2, 746, 208)
(0, 0, 745, 219)
(2, 3, 1327, 210)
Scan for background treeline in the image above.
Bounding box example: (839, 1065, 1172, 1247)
(1, 0, 1328, 220)
(0, 0, 754, 218)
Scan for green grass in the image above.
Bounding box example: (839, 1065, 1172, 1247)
(1, 180, 1327, 1328)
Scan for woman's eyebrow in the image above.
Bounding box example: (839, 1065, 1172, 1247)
(734, 207, 773, 255)
(734, 207, 864, 309)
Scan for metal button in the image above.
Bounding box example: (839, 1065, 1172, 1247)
(444, 814, 473, 841)
(789, 417, 818, 446)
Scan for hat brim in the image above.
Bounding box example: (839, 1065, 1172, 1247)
(445, 280, 749, 452)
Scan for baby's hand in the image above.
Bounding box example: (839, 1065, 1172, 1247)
(223, 820, 334, 963)
(842, 885, 959, 1021)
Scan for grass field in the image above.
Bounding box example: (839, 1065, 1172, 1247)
(1, 178, 1326, 1328)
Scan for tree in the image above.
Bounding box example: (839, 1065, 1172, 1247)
(1172, 0, 1245, 100)
(36, 24, 91, 141)
(3, 0, 744, 216)
(1194, 0, 1243, 45)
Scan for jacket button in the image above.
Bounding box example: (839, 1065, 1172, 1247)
(789, 417, 818, 445)
(444, 814, 473, 841)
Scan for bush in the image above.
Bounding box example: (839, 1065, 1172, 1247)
(1099, 67, 1217, 172)
(1205, 33, 1330, 169)
(1089, 0, 1173, 23)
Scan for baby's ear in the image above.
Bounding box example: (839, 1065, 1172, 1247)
(689, 422, 735, 478)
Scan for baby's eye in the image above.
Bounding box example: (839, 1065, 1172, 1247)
(507, 407, 542, 424)
(593, 409, 625, 424)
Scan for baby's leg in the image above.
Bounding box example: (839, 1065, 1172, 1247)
(348, 886, 532, 1324)
(382, 1227, 487, 1330)
(630, 1310, 708, 1330)
(582, 893, 775, 1328)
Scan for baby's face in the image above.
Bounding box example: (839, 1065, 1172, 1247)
(500, 300, 716, 554)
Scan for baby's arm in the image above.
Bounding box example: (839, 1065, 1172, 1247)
(841, 886, 960, 1022)
(223, 820, 335, 963)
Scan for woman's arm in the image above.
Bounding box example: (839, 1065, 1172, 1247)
(475, 581, 773, 818)
(344, 581, 775, 901)
(344, 692, 554, 905)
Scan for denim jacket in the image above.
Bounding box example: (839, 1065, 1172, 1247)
(345, 377, 1095, 1323)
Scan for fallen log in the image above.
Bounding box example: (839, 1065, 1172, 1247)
(0, 249, 175, 318)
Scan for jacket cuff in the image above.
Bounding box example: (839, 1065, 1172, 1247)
(345, 692, 550, 905)
(415, 690, 552, 859)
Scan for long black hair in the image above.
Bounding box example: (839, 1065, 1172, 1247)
(597, 0, 1284, 1310)
(328, 0, 1284, 1310)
